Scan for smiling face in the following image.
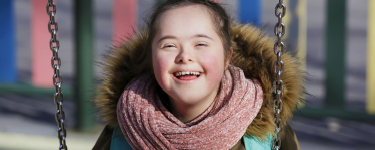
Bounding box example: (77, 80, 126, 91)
(152, 4, 228, 116)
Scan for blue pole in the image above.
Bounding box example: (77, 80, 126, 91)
(0, 0, 17, 83)
(239, 0, 262, 26)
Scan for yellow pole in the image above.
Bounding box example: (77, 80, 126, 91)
(282, 0, 307, 70)
(296, 0, 307, 70)
(283, 0, 291, 38)
(367, 0, 375, 114)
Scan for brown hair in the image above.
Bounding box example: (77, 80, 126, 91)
(104, 0, 233, 81)
(146, 0, 232, 63)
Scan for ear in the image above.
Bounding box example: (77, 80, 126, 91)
(225, 47, 233, 69)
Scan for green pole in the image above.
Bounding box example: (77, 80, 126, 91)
(75, 0, 95, 131)
(325, 0, 347, 109)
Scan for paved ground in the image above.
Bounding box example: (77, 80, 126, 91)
(1, 0, 374, 149)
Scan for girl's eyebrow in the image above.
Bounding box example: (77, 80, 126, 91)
(157, 34, 214, 44)
(193, 34, 214, 41)
(157, 35, 176, 44)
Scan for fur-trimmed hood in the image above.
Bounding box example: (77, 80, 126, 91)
(93, 23, 305, 139)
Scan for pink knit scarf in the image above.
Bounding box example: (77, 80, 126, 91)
(117, 65, 263, 150)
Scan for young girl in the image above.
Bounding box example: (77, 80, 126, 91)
(93, 0, 304, 149)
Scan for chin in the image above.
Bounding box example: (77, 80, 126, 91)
(179, 97, 202, 106)
(169, 92, 204, 106)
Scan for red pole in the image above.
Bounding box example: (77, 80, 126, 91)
(112, 0, 138, 47)
(32, 0, 53, 87)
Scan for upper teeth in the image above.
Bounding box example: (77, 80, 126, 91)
(175, 71, 200, 76)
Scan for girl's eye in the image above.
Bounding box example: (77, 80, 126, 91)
(196, 42, 208, 47)
(163, 44, 175, 48)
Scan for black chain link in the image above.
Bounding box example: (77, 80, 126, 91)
(47, 0, 67, 149)
(272, 0, 286, 150)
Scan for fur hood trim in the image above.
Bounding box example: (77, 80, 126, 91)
(93, 23, 305, 139)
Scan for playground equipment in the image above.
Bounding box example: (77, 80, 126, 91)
(367, 0, 375, 115)
(0, 0, 16, 83)
(273, 0, 286, 149)
(46, 0, 67, 149)
(44, 0, 286, 149)
(0, 0, 374, 149)
(295, 0, 375, 120)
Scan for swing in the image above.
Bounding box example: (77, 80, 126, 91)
(273, 0, 287, 149)
(45, 0, 287, 150)
(46, 0, 67, 150)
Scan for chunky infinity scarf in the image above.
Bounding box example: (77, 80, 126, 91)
(117, 65, 263, 150)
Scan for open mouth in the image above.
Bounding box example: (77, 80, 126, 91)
(173, 71, 201, 80)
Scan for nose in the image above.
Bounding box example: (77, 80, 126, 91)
(175, 46, 195, 64)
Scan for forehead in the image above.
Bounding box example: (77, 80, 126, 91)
(161, 4, 212, 18)
(155, 4, 217, 37)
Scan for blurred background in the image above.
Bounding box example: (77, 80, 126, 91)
(0, 0, 374, 149)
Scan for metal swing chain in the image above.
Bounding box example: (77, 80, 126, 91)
(47, 0, 68, 150)
(272, 0, 286, 150)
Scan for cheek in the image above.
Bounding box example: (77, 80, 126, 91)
(200, 54, 226, 85)
(152, 52, 171, 84)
